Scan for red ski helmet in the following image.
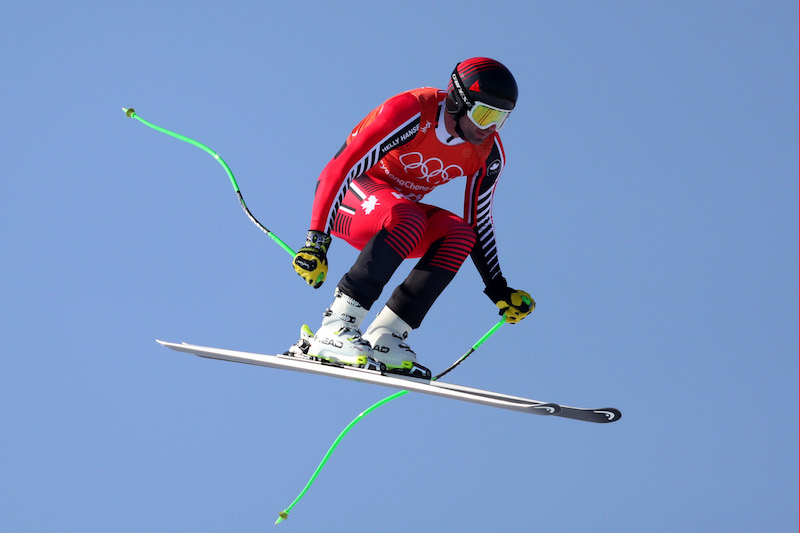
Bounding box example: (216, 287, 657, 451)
(446, 58, 518, 124)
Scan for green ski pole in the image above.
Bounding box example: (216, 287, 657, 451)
(275, 316, 507, 524)
(122, 108, 295, 257)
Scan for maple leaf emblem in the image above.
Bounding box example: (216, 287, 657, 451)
(361, 195, 380, 214)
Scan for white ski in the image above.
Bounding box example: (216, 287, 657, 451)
(156, 340, 561, 416)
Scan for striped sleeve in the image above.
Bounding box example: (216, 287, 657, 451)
(309, 93, 421, 234)
(465, 137, 507, 289)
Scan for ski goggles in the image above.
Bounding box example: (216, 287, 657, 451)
(466, 101, 512, 130)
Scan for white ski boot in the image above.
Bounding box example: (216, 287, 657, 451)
(284, 323, 383, 371)
(363, 306, 431, 379)
(307, 289, 375, 367)
(284, 324, 315, 359)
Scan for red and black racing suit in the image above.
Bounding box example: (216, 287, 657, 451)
(308, 87, 509, 328)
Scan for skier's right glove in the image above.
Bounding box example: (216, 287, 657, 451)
(293, 230, 331, 289)
(484, 284, 535, 324)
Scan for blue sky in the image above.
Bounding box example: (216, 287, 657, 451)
(2, 1, 797, 532)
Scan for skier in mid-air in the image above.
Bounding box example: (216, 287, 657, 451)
(292, 57, 534, 376)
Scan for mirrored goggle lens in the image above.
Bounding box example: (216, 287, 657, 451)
(468, 103, 511, 129)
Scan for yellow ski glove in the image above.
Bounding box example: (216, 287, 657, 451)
(485, 285, 535, 324)
(293, 230, 331, 289)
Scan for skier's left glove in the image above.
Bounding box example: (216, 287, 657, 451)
(293, 230, 331, 289)
(485, 283, 535, 324)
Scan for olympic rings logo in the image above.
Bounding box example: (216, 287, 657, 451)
(399, 152, 465, 185)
